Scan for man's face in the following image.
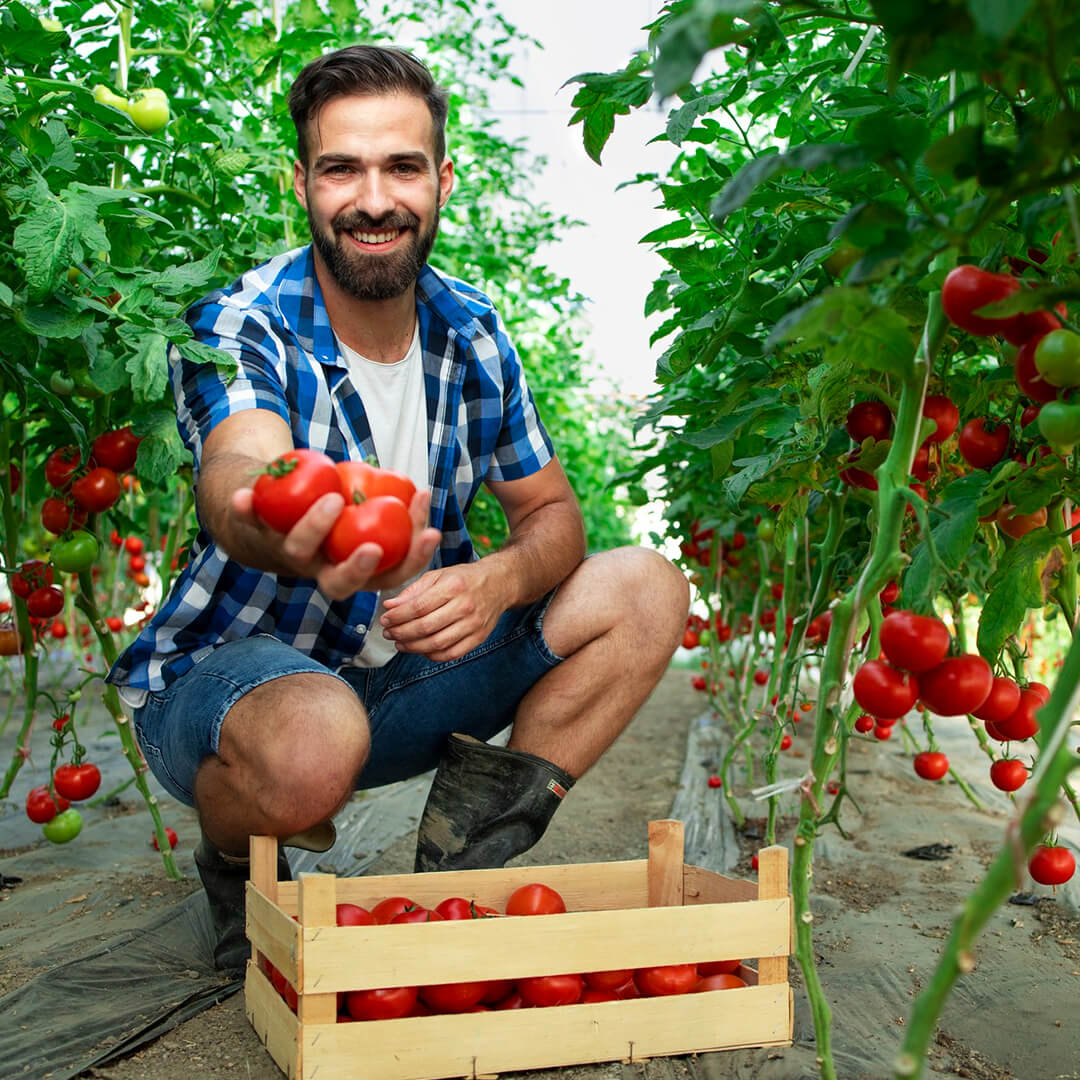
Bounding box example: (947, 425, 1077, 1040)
(294, 93, 454, 301)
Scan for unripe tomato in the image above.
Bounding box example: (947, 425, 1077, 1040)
(42, 807, 83, 844)
(1033, 328, 1080, 388)
(128, 88, 170, 133)
(51, 531, 100, 573)
(1036, 400, 1080, 453)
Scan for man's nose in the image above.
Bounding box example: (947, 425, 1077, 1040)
(354, 169, 395, 219)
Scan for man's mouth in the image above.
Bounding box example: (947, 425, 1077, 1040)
(345, 227, 405, 248)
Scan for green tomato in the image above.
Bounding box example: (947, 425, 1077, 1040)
(51, 531, 100, 573)
(1033, 329, 1080, 388)
(756, 519, 776, 543)
(698, 628, 712, 647)
(92, 84, 129, 111)
(50, 371, 75, 395)
(42, 807, 83, 844)
(1037, 400, 1080, 453)
(128, 88, 170, 134)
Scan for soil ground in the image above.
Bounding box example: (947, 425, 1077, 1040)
(3, 665, 1079, 1080)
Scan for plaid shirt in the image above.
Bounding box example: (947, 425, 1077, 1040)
(107, 246, 554, 691)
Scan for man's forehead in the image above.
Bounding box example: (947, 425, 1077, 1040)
(310, 92, 435, 151)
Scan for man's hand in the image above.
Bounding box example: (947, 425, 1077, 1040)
(231, 485, 441, 600)
(379, 561, 511, 661)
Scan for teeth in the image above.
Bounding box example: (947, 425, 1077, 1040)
(351, 229, 400, 245)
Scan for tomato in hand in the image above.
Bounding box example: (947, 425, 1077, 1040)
(957, 419, 1010, 469)
(321, 494, 412, 571)
(26, 784, 70, 823)
(53, 762, 101, 801)
(345, 985, 418, 1021)
(633, 964, 699, 997)
(251, 449, 341, 533)
(517, 973, 584, 1007)
(505, 882, 567, 916)
(921, 394, 959, 444)
(941, 265, 1020, 337)
(42, 807, 83, 844)
(879, 611, 951, 672)
(71, 467, 121, 513)
(335, 460, 416, 507)
(845, 400, 892, 443)
(51, 531, 100, 573)
(852, 660, 919, 719)
(92, 426, 140, 472)
(1028, 844, 1076, 886)
(917, 655, 993, 716)
(913, 752, 949, 780)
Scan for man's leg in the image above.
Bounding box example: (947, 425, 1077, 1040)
(415, 546, 688, 870)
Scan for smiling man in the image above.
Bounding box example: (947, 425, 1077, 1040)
(106, 45, 689, 977)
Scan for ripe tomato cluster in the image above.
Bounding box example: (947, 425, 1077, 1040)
(262, 881, 749, 1020)
(24, 757, 100, 845)
(251, 451, 415, 572)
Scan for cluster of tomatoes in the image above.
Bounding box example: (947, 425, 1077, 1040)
(264, 881, 748, 1019)
(24, 713, 102, 844)
(252, 450, 416, 571)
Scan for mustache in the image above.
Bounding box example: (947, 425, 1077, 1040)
(333, 210, 419, 234)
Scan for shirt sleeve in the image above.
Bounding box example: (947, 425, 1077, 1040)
(171, 299, 293, 477)
(484, 308, 555, 483)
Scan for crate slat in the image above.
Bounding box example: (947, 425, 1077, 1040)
(756, 846, 790, 986)
(683, 863, 757, 904)
(245, 962, 299, 1079)
(247, 881, 299, 984)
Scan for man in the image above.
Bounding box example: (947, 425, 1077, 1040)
(107, 45, 689, 976)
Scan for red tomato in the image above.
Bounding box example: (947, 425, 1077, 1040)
(71, 467, 121, 513)
(1027, 681, 1051, 703)
(698, 959, 742, 976)
(583, 969, 634, 990)
(682, 628, 699, 649)
(633, 964, 699, 997)
(370, 896, 417, 924)
(151, 826, 179, 850)
(491, 990, 526, 1010)
(989, 758, 1027, 792)
(917, 655, 993, 716)
(11, 560, 53, 598)
(873, 724, 893, 741)
(25, 784, 70, 823)
(996, 503, 1047, 539)
(251, 449, 341, 533)
(390, 907, 443, 925)
(941, 265, 1020, 337)
(695, 973, 747, 992)
(582, 988, 620, 1003)
(839, 449, 877, 490)
(124, 536, 145, 555)
(913, 752, 949, 780)
(753, 670, 769, 686)
(854, 714, 875, 734)
(26, 585, 64, 619)
(92, 427, 140, 472)
(106, 615, 124, 632)
(730, 530, 747, 550)
(957, 419, 1010, 469)
(1002, 306, 1061, 347)
(128, 554, 146, 573)
(692, 675, 707, 692)
(505, 883, 566, 916)
(45, 446, 82, 489)
(972, 677, 1021, 724)
(345, 985, 418, 1021)
(921, 395, 959, 444)
(9, 462, 20, 493)
(53, 762, 101, 801)
(419, 980, 489, 1013)
(780, 734, 792, 750)
(879, 610, 951, 672)
(321, 495, 411, 571)
(1020, 403, 1042, 429)
(910, 443, 932, 481)
(845, 400, 892, 443)
(995, 689, 1043, 741)
(1014, 338, 1060, 403)
(1028, 844, 1076, 886)
(853, 660, 919, 719)
(879, 581, 900, 606)
(335, 460, 416, 507)
(336, 903, 376, 926)
(517, 973, 584, 1007)
(41, 497, 86, 535)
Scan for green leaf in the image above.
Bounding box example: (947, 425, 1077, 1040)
(134, 410, 190, 487)
(653, 0, 758, 99)
(723, 450, 782, 507)
(14, 198, 78, 300)
(121, 328, 170, 402)
(19, 303, 93, 338)
(710, 440, 734, 479)
(153, 249, 223, 297)
(966, 0, 1035, 40)
(175, 338, 238, 375)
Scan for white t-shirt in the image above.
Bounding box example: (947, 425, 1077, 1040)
(337, 323, 429, 667)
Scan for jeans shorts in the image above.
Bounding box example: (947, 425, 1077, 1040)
(131, 592, 564, 807)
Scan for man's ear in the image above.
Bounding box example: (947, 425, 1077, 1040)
(438, 156, 455, 209)
(293, 160, 308, 209)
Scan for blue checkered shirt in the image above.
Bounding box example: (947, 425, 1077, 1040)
(107, 246, 554, 691)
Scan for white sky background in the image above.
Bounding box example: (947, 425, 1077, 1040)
(479, 1, 676, 399)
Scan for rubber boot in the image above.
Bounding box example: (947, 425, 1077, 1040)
(194, 821, 337, 977)
(414, 733, 575, 872)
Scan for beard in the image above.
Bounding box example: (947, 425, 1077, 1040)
(309, 202, 440, 301)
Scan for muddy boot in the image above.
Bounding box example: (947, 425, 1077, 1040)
(194, 821, 337, 977)
(414, 733, 575, 872)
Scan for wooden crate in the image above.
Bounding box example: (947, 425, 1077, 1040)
(244, 819, 793, 1080)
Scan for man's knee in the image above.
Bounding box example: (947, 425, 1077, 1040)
(599, 545, 690, 634)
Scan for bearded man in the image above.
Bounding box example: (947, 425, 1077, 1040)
(107, 45, 688, 976)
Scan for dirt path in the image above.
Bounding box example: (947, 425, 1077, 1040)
(3, 666, 1079, 1080)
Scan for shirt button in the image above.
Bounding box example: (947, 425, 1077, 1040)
(355, 624, 367, 634)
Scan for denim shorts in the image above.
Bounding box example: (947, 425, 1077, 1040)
(131, 592, 564, 807)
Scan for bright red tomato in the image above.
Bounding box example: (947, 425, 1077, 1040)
(491, 990, 526, 1010)
(11, 560, 53, 599)
(921, 394, 959, 444)
(321, 495, 412, 571)
(989, 758, 1027, 792)
(917, 655, 993, 716)
(152, 826, 179, 850)
(251, 449, 341, 533)
(517, 973, 584, 1007)
(45, 445, 82, 489)
(1003, 306, 1061, 348)
(1027, 681, 1051, 703)
(91, 426, 140, 472)
(583, 969, 634, 990)
(505, 882, 567, 916)
(695, 973, 747, 992)
(335, 460, 416, 507)
(697, 959, 742, 976)
(71, 467, 121, 513)
(1015, 338, 1060, 403)
(633, 964, 699, 997)
(26, 585, 64, 619)
(996, 503, 1047, 539)
(852, 660, 919, 719)
(913, 752, 949, 780)
(419, 980, 489, 1013)
(336, 903, 376, 926)
(854, 714, 875, 734)
(995, 689, 1043, 740)
(845, 400, 892, 443)
(1028, 845, 1076, 886)
(879, 611, 951, 672)
(957, 419, 1010, 469)
(345, 985, 418, 1021)
(873, 724, 893, 741)
(390, 906, 443, 925)
(41, 497, 86, 535)
(971, 677, 1021, 724)
(53, 762, 101, 801)
(941, 265, 1020, 337)
(25, 784, 70, 823)
(582, 988, 620, 1003)
(370, 896, 417, 924)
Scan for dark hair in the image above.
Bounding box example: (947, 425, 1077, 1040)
(288, 45, 449, 166)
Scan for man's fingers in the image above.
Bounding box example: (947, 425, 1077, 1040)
(281, 492, 345, 561)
